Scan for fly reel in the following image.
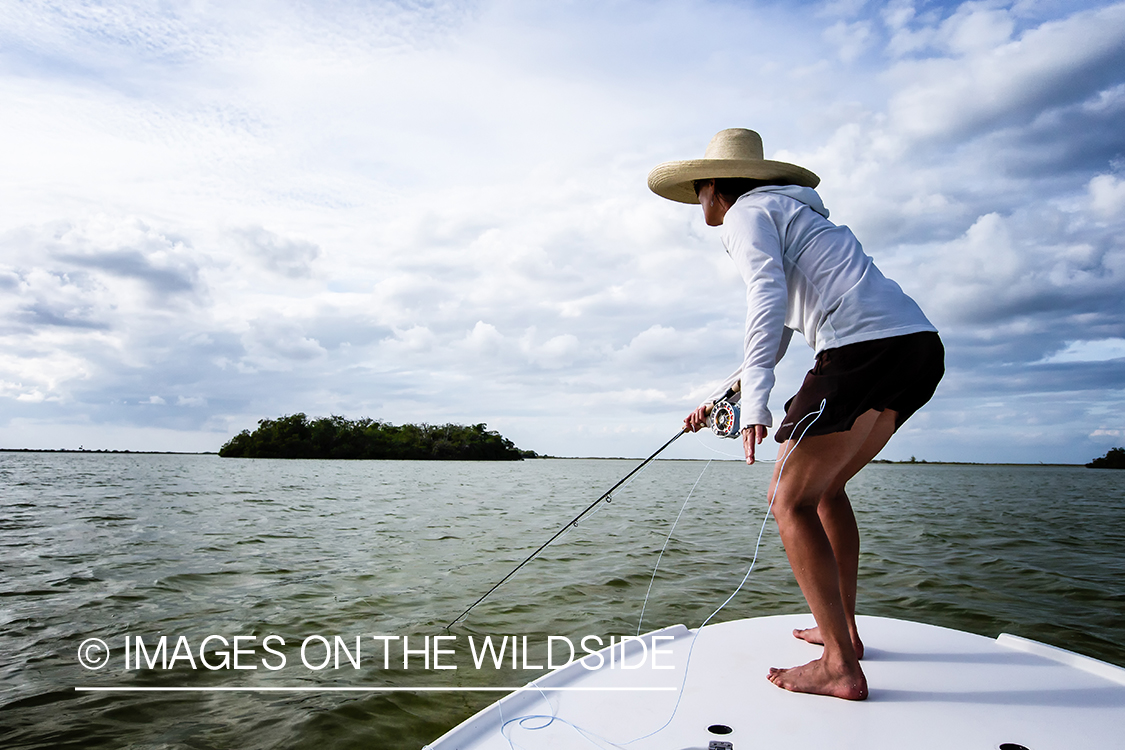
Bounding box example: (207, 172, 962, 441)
(708, 399, 740, 439)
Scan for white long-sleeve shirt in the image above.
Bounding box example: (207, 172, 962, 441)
(705, 185, 936, 428)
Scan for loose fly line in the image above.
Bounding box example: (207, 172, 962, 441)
(446, 428, 687, 630)
(494, 398, 828, 749)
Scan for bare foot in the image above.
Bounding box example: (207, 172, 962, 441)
(767, 657, 868, 700)
(792, 626, 864, 660)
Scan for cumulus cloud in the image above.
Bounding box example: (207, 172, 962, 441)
(1089, 173, 1125, 217)
(0, 0, 1123, 462)
(617, 325, 700, 370)
(887, 4, 1125, 141)
(240, 318, 328, 370)
(463, 320, 505, 357)
(824, 19, 874, 62)
(233, 226, 321, 279)
(524, 332, 582, 370)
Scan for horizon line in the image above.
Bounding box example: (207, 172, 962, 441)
(0, 447, 1090, 466)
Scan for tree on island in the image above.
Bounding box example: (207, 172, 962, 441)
(1086, 447, 1125, 469)
(219, 414, 537, 460)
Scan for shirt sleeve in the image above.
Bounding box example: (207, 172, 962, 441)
(704, 366, 743, 406)
(721, 204, 789, 428)
(701, 327, 792, 411)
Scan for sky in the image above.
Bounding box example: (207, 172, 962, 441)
(0, 0, 1123, 464)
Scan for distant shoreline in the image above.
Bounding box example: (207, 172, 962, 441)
(0, 448, 1083, 466)
(0, 448, 216, 455)
(568, 456, 1084, 467)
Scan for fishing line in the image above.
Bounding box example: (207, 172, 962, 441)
(497, 457, 714, 750)
(691, 429, 793, 462)
(501, 711, 623, 750)
(500, 457, 718, 750)
(620, 398, 826, 745)
(446, 428, 687, 630)
(636, 459, 712, 637)
(691, 431, 748, 460)
(496, 399, 827, 749)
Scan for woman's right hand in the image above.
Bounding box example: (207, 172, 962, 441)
(684, 403, 712, 433)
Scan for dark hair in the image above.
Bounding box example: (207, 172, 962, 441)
(694, 177, 793, 203)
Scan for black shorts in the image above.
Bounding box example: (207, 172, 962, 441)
(774, 331, 945, 443)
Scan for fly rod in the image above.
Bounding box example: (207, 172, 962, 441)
(445, 427, 688, 629)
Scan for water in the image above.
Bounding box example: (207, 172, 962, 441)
(1, 453, 1123, 749)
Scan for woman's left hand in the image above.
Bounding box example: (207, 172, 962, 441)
(742, 425, 768, 464)
(683, 403, 712, 433)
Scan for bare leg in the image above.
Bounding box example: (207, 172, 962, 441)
(793, 489, 864, 658)
(765, 408, 898, 699)
(791, 409, 897, 658)
(769, 493, 866, 699)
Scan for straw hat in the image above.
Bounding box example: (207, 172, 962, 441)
(647, 128, 819, 204)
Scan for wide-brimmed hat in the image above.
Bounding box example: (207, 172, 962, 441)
(647, 128, 819, 204)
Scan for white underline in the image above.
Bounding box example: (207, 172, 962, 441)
(75, 686, 677, 693)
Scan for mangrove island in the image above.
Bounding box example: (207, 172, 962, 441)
(1086, 447, 1125, 469)
(219, 414, 536, 460)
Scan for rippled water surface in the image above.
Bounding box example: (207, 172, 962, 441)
(1, 453, 1123, 749)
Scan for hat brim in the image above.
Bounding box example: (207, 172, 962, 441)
(647, 158, 820, 204)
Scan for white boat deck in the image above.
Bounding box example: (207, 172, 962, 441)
(425, 614, 1125, 750)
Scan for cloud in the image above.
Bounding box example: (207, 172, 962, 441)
(3, 216, 203, 307)
(0, 1, 1123, 463)
(1089, 173, 1125, 217)
(524, 332, 582, 370)
(1043, 338, 1125, 364)
(240, 318, 328, 370)
(463, 320, 504, 357)
(233, 226, 320, 279)
(887, 4, 1125, 141)
(618, 325, 697, 368)
(824, 19, 875, 62)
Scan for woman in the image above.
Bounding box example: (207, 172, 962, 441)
(648, 129, 943, 700)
